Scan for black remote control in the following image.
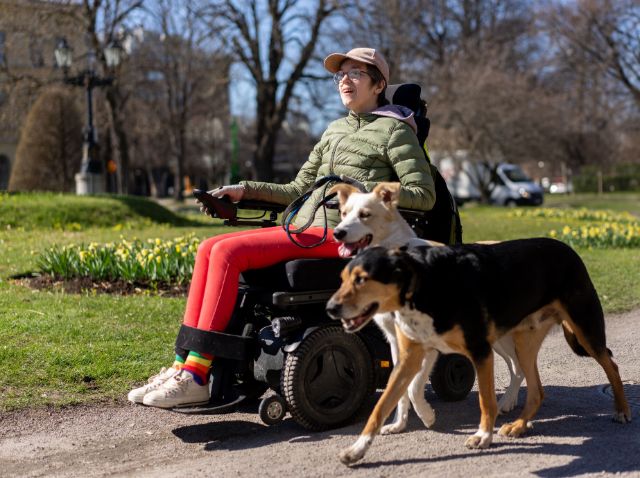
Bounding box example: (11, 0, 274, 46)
(193, 189, 237, 219)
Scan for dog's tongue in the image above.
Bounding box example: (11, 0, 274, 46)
(338, 237, 371, 258)
(338, 243, 358, 258)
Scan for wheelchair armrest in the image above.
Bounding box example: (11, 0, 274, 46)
(221, 200, 287, 228)
(397, 207, 427, 221)
(236, 200, 287, 214)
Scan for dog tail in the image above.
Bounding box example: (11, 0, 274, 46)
(561, 322, 613, 357)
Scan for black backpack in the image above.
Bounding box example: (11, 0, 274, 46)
(385, 83, 462, 244)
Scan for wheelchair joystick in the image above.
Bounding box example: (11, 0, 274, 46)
(193, 189, 238, 220)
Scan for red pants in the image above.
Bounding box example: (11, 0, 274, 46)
(183, 227, 339, 331)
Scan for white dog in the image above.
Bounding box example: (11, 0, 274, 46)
(329, 182, 524, 435)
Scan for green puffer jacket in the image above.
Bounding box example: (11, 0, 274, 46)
(240, 111, 436, 228)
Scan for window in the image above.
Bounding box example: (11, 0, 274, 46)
(30, 38, 44, 68)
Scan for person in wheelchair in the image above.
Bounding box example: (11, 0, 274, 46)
(128, 47, 436, 409)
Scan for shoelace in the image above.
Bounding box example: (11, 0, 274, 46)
(147, 367, 168, 384)
(162, 373, 190, 396)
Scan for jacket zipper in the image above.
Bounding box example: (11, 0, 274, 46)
(329, 135, 346, 175)
(329, 115, 362, 174)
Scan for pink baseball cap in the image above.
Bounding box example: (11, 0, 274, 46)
(324, 47, 389, 84)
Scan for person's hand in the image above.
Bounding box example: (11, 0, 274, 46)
(209, 184, 245, 202)
(195, 185, 245, 216)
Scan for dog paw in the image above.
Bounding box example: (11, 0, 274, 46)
(339, 435, 372, 466)
(416, 406, 436, 429)
(381, 422, 406, 435)
(613, 411, 632, 424)
(464, 431, 492, 449)
(497, 393, 518, 415)
(498, 420, 532, 437)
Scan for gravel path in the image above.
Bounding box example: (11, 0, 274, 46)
(1, 310, 639, 477)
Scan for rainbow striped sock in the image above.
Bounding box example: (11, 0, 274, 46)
(182, 351, 213, 385)
(172, 354, 186, 370)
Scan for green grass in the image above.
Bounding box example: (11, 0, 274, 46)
(460, 206, 640, 313)
(0, 223, 226, 411)
(544, 192, 640, 216)
(0, 192, 206, 230)
(0, 192, 639, 412)
(0, 285, 181, 409)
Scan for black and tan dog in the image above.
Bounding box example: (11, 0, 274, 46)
(326, 239, 631, 465)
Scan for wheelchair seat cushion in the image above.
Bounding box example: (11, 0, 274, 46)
(240, 263, 291, 290)
(240, 257, 349, 291)
(284, 257, 350, 291)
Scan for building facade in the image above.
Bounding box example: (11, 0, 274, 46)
(0, 0, 83, 189)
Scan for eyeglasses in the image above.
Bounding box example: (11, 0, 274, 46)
(333, 69, 371, 85)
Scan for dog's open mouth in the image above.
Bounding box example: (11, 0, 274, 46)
(341, 302, 379, 333)
(337, 234, 373, 258)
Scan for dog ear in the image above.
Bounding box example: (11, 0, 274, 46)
(328, 184, 360, 207)
(388, 248, 418, 308)
(372, 182, 400, 207)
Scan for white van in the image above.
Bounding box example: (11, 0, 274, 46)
(437, 157, 543, 206)
(490, 163, 544, 206)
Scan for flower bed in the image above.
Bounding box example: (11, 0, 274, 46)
(37, 234, 200, 285)
(509, 207, 640, 248)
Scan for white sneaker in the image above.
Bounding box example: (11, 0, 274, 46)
(142, 370, 210, 408)
(127, 367, 179, 404)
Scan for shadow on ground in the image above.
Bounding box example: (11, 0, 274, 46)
(171, 384, 639, 476)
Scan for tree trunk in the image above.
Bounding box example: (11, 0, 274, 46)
(173, 124, 187, 201)
(254, 130, 277, 181)
(105, 88, 130, 194)
(254, 81, 278, 181)
(167, 93, 188, 200)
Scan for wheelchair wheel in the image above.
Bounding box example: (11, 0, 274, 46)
(430, 353, 476, 401)
(281, 326, 375, 431)
(259, 394, 287, 426)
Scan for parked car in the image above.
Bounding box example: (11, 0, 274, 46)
(490, 163, 544, 206)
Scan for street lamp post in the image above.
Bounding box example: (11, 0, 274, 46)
(54, 38, 123, 195)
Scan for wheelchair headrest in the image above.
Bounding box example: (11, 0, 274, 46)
(385, 83, 430, 143)
(385, 83, 425, 117)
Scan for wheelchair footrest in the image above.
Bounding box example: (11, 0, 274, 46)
(171, 394, 247, 415)
(175, 325, 256, 361)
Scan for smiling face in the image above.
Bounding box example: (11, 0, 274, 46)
(330, 182, 401, 258)
(337, 59, 385, 113)
(326, 247, 406, 333)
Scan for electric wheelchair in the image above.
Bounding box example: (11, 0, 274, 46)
(174, 84, 475, 430)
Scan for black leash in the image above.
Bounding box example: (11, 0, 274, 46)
(282, 175, 366, 248)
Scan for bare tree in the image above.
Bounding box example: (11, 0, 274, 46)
(65, 0, 145, 193)
(206, 0, 344, 181)
(548, 0, 640, 108)
(145, 0, 228, 199)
